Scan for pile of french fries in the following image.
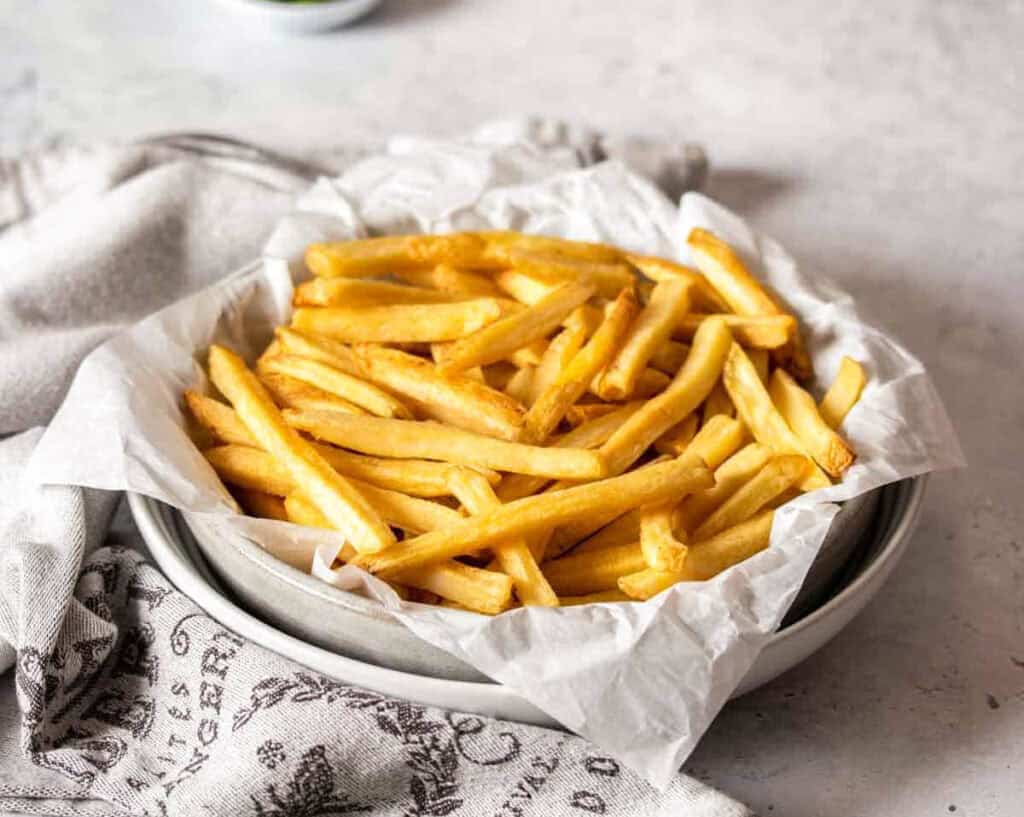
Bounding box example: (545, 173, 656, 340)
(186, 229, 868, 615)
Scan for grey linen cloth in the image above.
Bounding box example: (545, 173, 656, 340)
(0, 124, 747, 817)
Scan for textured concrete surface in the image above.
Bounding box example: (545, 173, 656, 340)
(2, 1, 1022, 815)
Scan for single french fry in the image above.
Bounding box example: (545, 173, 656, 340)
(625, 253, 731, 313)
(520, 285, 638, 443)
(640, 501, 688, 572)
(503, 364, 536, 405)
(233, 488, 289, 521)
(439, 281, 595, 373)
(674, 313, 795, 350)
(294, 276, 462, 307)
(448, 469, 558, 607)
(274, 327, 360, 375)
(574, 508, 642, 554)
(508, 338, 549, 368)
(493, 268, 561, 305)
(204, 444, 299, 496)
(695, 455, 809, 539)
(722, 343, 830, 490)
(543, 543, 647, 596)
(497, 402, 644, 503)
(305, 236, 421, 279)
(185, 391, 258, 447)
(677, 443, 774, 532)
(404, 233, 497, 267)
(208, 346, 395, 554)
(483, 231, 623, 264)
(748, 348, 771, 383)
(600, 316, 733, 476)
(819, 357, 867, 429)
(259, 371, 368, 416)
(259, 356, 410, 419)
(499, 251, 635, 300)
(619, 509, 775, 599)
(565, 402, 621, 428)
(649, 340, 690, 375)
(768, 369, 856, 476)
(653, 413, 699, 457)
(558, 589, 631, 606)
(353, 345, 525, 441)
(293, 300, 503, 344)
(686, 228, 812, 378)
(285, 493, 513, 614)
(527, 323, 589, 406)
(354, 457, 713, 578)
(283, 410, 607, 480)
(702, 381, 735, 424)
(395, 264, 505, 298)
(596, 279, 689, 400)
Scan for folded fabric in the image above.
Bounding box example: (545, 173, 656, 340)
(0, 125, 746, 816)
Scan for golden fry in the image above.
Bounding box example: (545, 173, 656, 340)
(596, 279, 689, 400)
(702, 381, 735, 424)
(652, 413, 699, 457)
(283, 410, 607, 480)
(503, 364, 536, 405)
(233, 488, 289, 521)
(527, 323, 589, 406)
(294, 277, 460, 307)
(520, 285, 638, 443)
(819, 356, 867, 428)
(640, 501, 688, 572)
(439, 281, 595, 373)
(354, 457, 713, 578)
(259, 372, 367, 416)
(574, 509, 641, 554)
(565, 402, 621, 428)
(769, 369, 856, 476)
(674, 313, 795, 349)
(499, 251, 634, 300)
(543, 543, 647, 596)
(305, 236, 420, 279)
(274, 327, 360, 375)
(694, 455, 809, 539)
(493, 268, 561, 305)
(677, 443, 773, 532)
(625, 253, 731, 312)
(722, 343, 830, 491)
(395, 264, 505, 298)
(185, 390, 258, 447)
(482, 231, 623, 264)
(207, 345, 395, 554)
(292, 300, 503, 344)
(353, 345, 525, 441)
(600, 316, 733, 476)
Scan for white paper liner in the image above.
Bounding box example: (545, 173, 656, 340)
(29, 130, 963, 789)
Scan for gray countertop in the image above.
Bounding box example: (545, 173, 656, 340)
(3, 1, 1022, 815)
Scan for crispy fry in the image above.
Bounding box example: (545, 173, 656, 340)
(768, 369, 856, 477)
(395, 264, 505, 298)
(625, 253, 731, 312)
(449, 470, 558, 607)
(233, 488, 289, 521)
(640, 501, 688, 572)
(686, 228, 812, 378)
(527, 323, 589, 406)
(694, 455, 809, 539)
(619, 510, 774, 599)
(503, 364, 536, 405)
(283, 410, 607, 480)
(439, 281, 595, 373)
(674, 313, 795, 349)
(305, 236, 420, 279)
(722, 344, 830, 490)
(748, 348, 771, 383)
(649, 340, 690, 375)
(558, 589, 631, 606)
(677, 443, 774, 532)
(294, 277, 461, 307)
(292, 300, 503, 344)
(600, 316, 733, 476)
(354, 457, 713, 578)
(185, 390, 259, 447)
(483, 232, 623, 264)
(819, 356, 867, 428)
(207, 346, 395, 554)
(652, 413, 699, 457)
(507, 338, 549, 368)
(499, 251, 634, 300)
(353, 345, 525, 441)
(596, 279, 689, 400)
(404, 233, 496, 267)
(259, 371, 368, 416)
(274, 327, 360, 375)
(493, 268, 561, 305)
(259, 355, 411, 419)
(520, 286, 638, 443)
(543, 543, 647, 596)
(702, 381, 735, 424)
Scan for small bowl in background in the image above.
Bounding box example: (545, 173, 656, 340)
(211, 0, 382, 34)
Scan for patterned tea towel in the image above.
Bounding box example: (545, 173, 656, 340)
(0, 121, 749, 816)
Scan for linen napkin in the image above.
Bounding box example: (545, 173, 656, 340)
(0, 124, 746, 817)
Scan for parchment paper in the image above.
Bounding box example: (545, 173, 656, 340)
(28, 132, 963, 789)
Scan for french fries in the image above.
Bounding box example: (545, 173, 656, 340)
(207, 346, 395, 554)
(768, 369, 856, 476)
(284, 410, 607, 480)
(293, 300, 504, 344)
(188, 229, 867, 613)
(819, 356, 867, 428)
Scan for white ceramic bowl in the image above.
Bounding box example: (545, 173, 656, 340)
(211, 0, 381, 33)
(129, 476, 925, 726)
